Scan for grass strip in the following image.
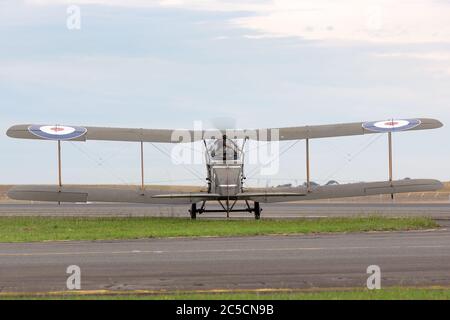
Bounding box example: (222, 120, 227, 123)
(0, 216, 437, 243)
(1, 287, 449, 300)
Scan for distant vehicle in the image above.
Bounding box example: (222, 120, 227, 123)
(303, 181, 320, 187)
(6, 118, 444, 220)
(326, 180, 340, 186)
(276, 184, 292, 188)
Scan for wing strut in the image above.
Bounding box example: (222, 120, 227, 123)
(388, 131, 394, 200)
(57, 140, 62, 188)
(140, 141, 145, 194)
(306, 138, 311, 192)
(57, 139, 63, 205)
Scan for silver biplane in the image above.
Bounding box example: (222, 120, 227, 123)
(6, 118, 443, 219)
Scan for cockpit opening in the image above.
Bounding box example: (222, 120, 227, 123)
(208, 139, 242, 161)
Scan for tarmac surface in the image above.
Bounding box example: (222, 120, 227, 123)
(1, 202, 450, 219)
(0, 230, 449, 292)
(0, 202, 449, 293)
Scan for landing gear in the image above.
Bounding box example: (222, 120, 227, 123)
(188, 201, 261, 220)
(254, 202, 261, 220)
(190, 203, 197, 220)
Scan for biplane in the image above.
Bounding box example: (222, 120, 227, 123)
(6, 118, 443, 219)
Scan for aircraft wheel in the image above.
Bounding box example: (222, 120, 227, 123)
(190, 203, 197, 220)
(254, 202, 261, 220)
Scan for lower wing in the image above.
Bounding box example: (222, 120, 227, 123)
(7, 185, 213, 205)
(7, 179, 442, 204)
(241, 179, 443, 203)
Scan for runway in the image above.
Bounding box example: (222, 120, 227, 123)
(0, 202, 449, 293)
(1, 202, 450, 219)
(0, 229, 449, 293)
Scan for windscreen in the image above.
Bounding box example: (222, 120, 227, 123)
(209, 139, 241, 161)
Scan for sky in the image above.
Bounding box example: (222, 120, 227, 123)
(1, 0, 449, 186)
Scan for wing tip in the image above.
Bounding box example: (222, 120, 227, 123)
(420, 118, 444, 129)
(435, 119, 444, 129)
(431, 179, 445, 190)
(6, 128, 13, 138)
(408, 179, 444, 191)
(6, 125, 24, 138)
(7, 185, 29, 200)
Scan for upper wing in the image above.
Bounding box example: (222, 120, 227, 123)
(267, 118, 442, 141)
(6, 118, 442, 143)
(6, 125, 182, 143)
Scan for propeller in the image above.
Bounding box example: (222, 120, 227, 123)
(208, 117, 237, 130)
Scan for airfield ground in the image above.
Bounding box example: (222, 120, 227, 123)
(0, 216, 437, 242)
(2, 287, 450, 300)
(0, 184, 449, 300)
(1, 230, 449, 295)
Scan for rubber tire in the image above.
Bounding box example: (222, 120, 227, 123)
(190, 203, 197, 220)
(254, 202, 261, 220)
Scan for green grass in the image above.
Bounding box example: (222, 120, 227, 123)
(1, 288, 449, 300)
(0, 216, 438, 243)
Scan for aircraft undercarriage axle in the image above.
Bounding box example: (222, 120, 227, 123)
(189, 201, 262, 220)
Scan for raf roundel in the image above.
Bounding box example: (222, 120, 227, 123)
(362, 119, 422, 133)
(28, 125, 87, 141)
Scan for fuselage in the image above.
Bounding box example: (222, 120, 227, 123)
(205, 139, 244, 197)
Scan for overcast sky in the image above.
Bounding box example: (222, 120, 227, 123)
(1, 0, 449, 186)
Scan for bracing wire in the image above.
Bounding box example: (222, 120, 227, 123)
(68, 142, 133, 185)
(246, 140, 301, 179)
(245, 133, 385, 186)
(149, 143, 206, 183)
(320, 133, 384, 183)
(69, 141, 207, 186)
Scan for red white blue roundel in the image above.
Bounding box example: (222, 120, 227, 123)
(362, 119, 422, 133)
(28, 125, 87, 140)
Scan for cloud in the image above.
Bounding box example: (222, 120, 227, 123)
(24, 0, 450, 44)
(374, 51, 450, 76)
(374, 52, 450, 61)
(232, 0, 450, 44)
(1, 0, 448, 183)
(25, 0, 267, 11)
